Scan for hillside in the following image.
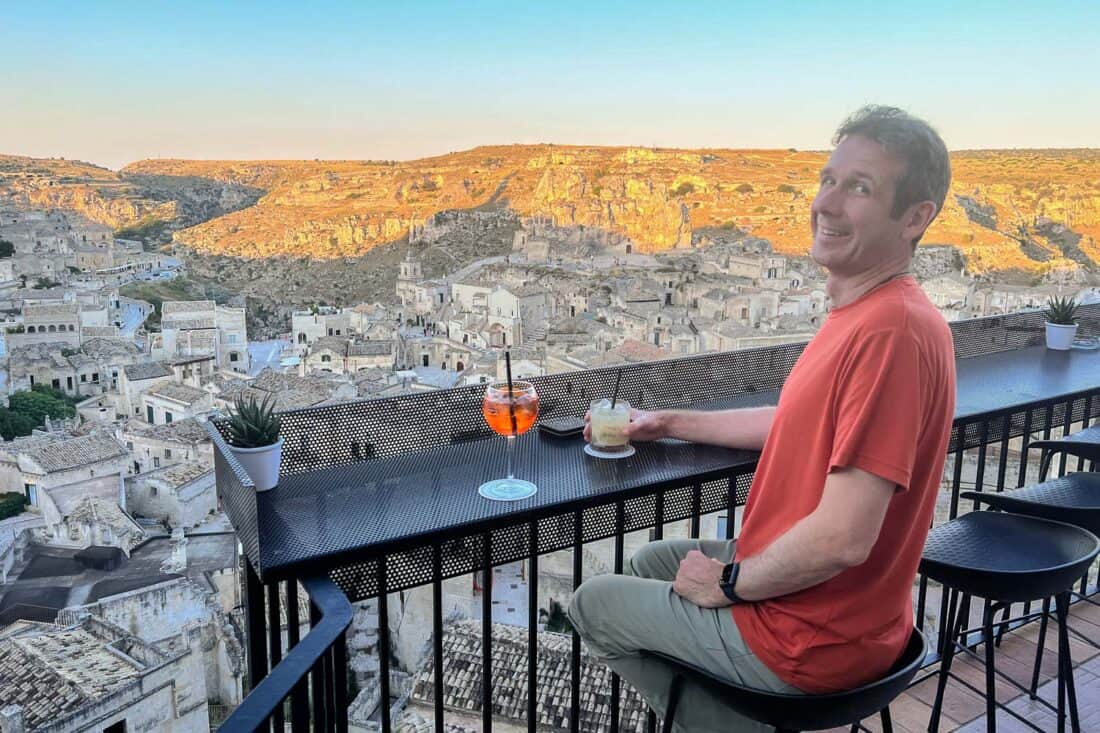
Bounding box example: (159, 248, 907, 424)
(120, 146, 1100, 275)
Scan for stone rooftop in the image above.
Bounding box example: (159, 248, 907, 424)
(23, 303, 80, 319)
(123, 362, 172, 381)
(163, 317, 216, 331)
(79, 337, 142, 359)
(149, 461, 211, 489)
(0, 620, 149, 729)
(145, 381, 208, 405)
(348, 340, 393, 357)
(161, 300, 215, 317)
(125, 416, 211, 445)
(410, 620, 649, 732)
(18, 431, 126, 473)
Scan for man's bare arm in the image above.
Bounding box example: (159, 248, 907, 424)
(587, 406, 775, 451)
(672, 466, 896, 607)
(734, 466, 896, 600)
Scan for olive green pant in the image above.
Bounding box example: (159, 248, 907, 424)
(568, 539, 801, 733)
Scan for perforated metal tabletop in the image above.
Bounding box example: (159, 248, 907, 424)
(247, 391, 776, 582)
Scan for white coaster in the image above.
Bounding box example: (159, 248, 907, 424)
(584, 444, 636, 460)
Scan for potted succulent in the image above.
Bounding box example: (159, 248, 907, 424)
(1043, 295, 1078, 350)
(225, 393, 283, 491)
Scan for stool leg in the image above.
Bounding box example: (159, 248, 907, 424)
(1039, 449, 1054, 481)
(929, 589, 960, 733)
(880, 707, 894, 733)
(1031, 597, 1052, 698)
(662, 675, 683, 733)
(982, 601, 997, 733)
(1055, 592, 1081, 733)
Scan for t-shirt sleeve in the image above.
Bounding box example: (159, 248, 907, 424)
(829, 329, 923, 491)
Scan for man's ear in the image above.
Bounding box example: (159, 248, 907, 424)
(903, 200, 938, 243)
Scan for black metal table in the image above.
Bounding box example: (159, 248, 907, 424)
(222, 344, 1100, 589)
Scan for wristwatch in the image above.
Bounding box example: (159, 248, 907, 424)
(719, 561, 746, 604)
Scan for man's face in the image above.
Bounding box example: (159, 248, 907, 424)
(810, 134, 912, 276)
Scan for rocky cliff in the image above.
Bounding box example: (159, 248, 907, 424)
(122, 146, 1100, 276)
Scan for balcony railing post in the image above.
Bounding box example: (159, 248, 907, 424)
(309, 600, 329, 732)
(378, 561, 392, 733)
(287, 581, 310, 732)
(527, 522, 538, 733)
(570, 509, 583, 733)
(610, 501, 625, 733)
(432, 544, 445, 733)
(482, 531, 494, 733)
(245, 560, 269, 693)
(267, 581, 284, 733)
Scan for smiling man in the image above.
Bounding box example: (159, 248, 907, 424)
(569, 106, 956, 732)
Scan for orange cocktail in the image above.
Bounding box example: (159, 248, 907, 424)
(478, 381, 539, 501)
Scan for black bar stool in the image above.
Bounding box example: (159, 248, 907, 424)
(1030, 424, 1100, 481)
(962, 471, 1100, 696)
(643, 628, 926, 733)
(921, 511, 1099, 733)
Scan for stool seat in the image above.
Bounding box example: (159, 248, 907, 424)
(1031, 424, 1100, 460)
(644, 629, 927, 732)
(961, 473, 1100, 537)
(921, 512, 1100, 603)
(1031, 424, 1100, 480)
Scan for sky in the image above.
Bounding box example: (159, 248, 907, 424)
(2, 1, 1098, 170)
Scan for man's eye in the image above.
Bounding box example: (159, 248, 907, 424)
(852, 182, 870, 194)
(820, 176, 835, 187)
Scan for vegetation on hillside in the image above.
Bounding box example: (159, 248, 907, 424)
(0, 385, 79, 441)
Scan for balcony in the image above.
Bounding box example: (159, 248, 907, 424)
(210, 305, 1100, 732)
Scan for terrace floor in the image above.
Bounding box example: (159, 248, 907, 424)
(823, 599, 1100, 732)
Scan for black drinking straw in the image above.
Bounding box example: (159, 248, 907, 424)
(610, 369, 623, 409)
(505, 350, 518, 436)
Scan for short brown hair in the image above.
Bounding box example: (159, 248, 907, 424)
(834, 105, 951, 247)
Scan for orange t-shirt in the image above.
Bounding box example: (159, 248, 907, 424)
(731, 276, 956, 693)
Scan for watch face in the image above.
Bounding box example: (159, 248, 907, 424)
(721, 562, 735, 584)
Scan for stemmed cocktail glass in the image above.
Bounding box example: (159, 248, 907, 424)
(478, 380, 539, 501)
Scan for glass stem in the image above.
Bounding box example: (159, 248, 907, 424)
(506, 435, 515, 480)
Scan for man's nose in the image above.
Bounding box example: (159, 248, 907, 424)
(813, 184, 843, 218)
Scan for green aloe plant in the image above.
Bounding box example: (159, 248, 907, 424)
(1044, 296, 1078, 326)
(226, 393, 282, 448)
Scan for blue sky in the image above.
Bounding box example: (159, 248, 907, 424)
(2, 1, 1097, 169)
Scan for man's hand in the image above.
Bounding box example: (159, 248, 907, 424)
(672, 550, 731, 608)
(583, 408, 666, 443)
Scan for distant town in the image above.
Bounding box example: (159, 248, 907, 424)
(0, 203, 1095, 732)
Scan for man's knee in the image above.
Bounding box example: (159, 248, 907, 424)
(567, 573, 621, 639)
(628, 540, 674, 580)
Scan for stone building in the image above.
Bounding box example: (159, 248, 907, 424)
(0, 430, 130, 513)
(117, 362, 174, 420)
(37, 475, 145, 555)
(151, 301, 249, 374)
(139, 382, 214, 426)
(13, 303, 81, 349)
(0, 615, 208, 732)
(118, 417, 213, 476)
(125, 462, 215, 529)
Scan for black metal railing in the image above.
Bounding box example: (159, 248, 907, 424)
(216, 305, 1100, 732)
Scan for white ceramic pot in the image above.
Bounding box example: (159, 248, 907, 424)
(230, 437, 283, 491)
(1045, 322, 1078, 351)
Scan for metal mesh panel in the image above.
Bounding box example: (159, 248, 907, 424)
(210, 305, 1100, 598)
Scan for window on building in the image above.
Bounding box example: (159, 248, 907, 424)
(48, 325, 56, 333)
(150, 485, 158, 497)
(165, 449, 172, 458)
(126, 441, 133, 451)
(165, 412, 173, 423)
(51, 378, 60, 389)
(154, 457, 160, 468)
(68, 324, 75, 332)
(26, 326, 35, 333)
(327, 328, 333, 336)
(29, 375, 34, 386)
(92, 373, 99, 382)
(320, 354, 331, 363)
(66, 376, 73, 390)
(229, 352, 239, 362)
(104, 720, 126, 733)
(80, 374, 87, 383)
(147, 405, 155, 423)
(23, 484, 37, 507)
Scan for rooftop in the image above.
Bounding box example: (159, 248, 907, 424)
(123, 361, 172, 381)
(18, 431, 127, 473)
(145, 381, 208, 405)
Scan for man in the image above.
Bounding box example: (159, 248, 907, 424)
(568, 106, 957, 732)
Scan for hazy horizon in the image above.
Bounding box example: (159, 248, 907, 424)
(3, 1, 1099, 170)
